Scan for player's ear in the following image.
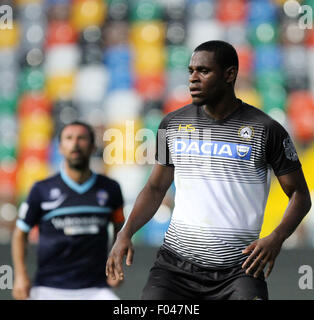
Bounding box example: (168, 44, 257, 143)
(224, 66, 237, 84)
(58, 141, 65, 156)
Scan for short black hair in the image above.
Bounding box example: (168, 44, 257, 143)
(194, 40, 239, 71)
(58, 121, 95, 145)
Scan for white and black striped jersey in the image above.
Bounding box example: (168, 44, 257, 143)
(155, 100, 301, 269)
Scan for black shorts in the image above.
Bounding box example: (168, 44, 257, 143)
(141, 247, 268, 300)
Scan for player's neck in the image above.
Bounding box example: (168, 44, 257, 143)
(63, 163, 92, 185)
(203, 92, 239, 120)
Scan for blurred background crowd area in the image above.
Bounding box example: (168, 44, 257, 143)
(0, 0, 313, 248)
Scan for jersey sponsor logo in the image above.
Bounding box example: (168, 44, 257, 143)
(41, 194, 67, 211)
(283, 137, 299, 161)
(174, 139, 252, 160)
(51, 216, 106, 235)
(238, 126, 254, 141)
(178, 124, 196, 132)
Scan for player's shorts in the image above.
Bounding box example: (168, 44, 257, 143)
(141, 247, 268, 300)
(28, 286, 120, 300)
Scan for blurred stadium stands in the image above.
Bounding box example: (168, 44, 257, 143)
(0, 0, 313, 295)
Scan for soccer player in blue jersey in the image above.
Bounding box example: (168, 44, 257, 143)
(12, 121, 125, 300)
(106, 41, 312, 300)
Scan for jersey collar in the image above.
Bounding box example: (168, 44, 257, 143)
(200, 99, 244, 124)
(60, 166, 97, 194)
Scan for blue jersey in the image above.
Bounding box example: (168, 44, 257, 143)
(16, 168, 124, 289)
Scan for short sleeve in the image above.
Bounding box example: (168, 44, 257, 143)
(110, 182, 125, 224)
(16, 183, 42, 233)
(265, 120, 301, 176)
(112, 182, 124, 209)
(155, 116, 174, 167)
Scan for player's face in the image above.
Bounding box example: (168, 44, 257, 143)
(188, 51, 227, 107)
(59, 125, 94, 170)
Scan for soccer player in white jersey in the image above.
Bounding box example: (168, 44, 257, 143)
(106, 41, 311, 300)
(12, 122, 125, 300)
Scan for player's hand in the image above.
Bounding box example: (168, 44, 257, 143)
(107, 276, 123, 288)
(106, 232, 134, 281)
(12, 273, 31, 300)
(241, 231, 284, 279)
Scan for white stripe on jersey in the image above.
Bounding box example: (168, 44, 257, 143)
(163, 219, 259, 268)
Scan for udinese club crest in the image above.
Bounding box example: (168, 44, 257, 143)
(238, 126, 254, 141)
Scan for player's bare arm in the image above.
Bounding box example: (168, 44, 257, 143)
(242, 168, 311, 278)
(113, 222, 124, 243)
(106, 221, 125, 288)
(11, 228, 31, 300)
(106, 163, 174, 281)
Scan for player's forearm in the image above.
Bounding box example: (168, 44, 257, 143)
(11, 228, 29, 276)
(120, 182, 168, 239)
(112, 222, 124, 245)
(273, 190, 311, 242)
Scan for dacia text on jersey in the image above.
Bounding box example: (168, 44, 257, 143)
(174, 139, 252, 160)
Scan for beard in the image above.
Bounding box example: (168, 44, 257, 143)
(67, 156, 89, 170)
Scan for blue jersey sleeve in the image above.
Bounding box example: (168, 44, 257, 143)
(16, 183, 43, 233)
